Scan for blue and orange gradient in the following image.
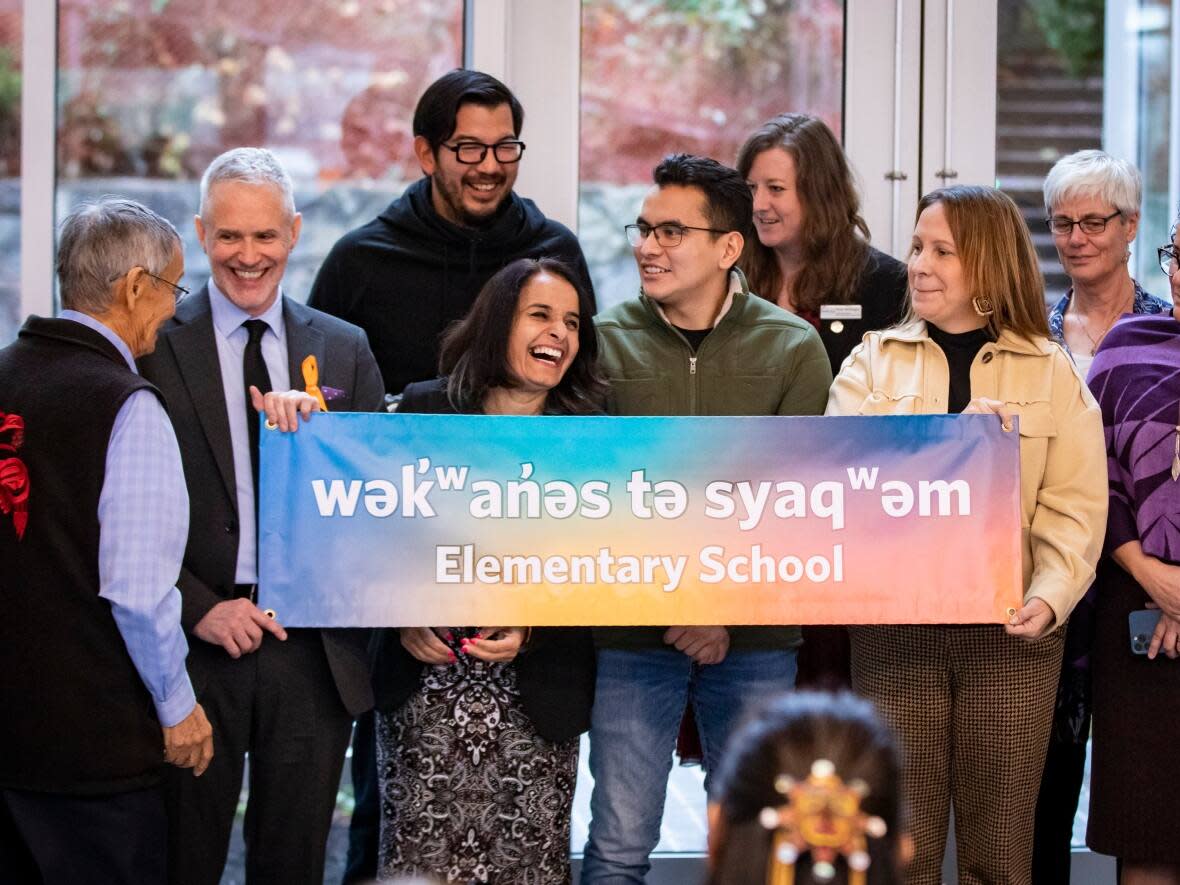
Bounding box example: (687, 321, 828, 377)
(259, 413, 1022, 627)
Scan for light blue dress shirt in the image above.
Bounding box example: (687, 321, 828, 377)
(58, 310, 196, 728)
(206, 282, 290, 584)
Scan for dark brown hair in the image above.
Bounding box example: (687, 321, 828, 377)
(440, 258, 606, 414)
(412, 69, 524, 151)
(708, 692, 904, 885)
(653, 153, 753, 238)
(736, 113, 870, 312)
(907, 185, 1050, 340)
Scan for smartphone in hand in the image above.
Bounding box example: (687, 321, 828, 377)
(1129, 608, 1163, 655)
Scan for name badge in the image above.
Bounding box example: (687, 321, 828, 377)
(820, 304, 863, 320)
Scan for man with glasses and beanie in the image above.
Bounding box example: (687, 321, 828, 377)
(581, 154, 831, 883)
(138, 147, 383, 885)
(0, 198, 212, 884)
(308, 67, 593, 884)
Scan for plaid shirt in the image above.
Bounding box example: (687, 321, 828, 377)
(61, 310, 195, 727)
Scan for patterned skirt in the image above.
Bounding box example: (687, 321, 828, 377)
(375, 651, 579, 884)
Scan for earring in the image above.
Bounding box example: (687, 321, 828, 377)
(972, 295, 994, 317)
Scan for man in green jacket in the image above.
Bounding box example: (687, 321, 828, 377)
(581, 153, 832, 883)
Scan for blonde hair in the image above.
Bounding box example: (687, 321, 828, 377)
(907, 185, 1049, 340)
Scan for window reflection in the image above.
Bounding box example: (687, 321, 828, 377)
(578, 0, 845, 310)
(56, 0, 464, 302)
(0, 0, 17, 344)
(1132, 0, 1172, 289)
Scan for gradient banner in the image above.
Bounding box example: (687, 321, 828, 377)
(259, 413, 1022, 626)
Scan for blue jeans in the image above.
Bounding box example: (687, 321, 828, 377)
(580, 646, 797, 884)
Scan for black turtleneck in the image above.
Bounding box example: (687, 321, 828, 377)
(927, 323, 993, 413)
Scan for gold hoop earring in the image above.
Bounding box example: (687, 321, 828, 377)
(972, 295, 994, 317)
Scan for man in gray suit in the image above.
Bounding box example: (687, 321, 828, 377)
(139, 148, 384, 885)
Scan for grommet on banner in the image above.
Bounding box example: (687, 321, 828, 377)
(1006, 607, 1017, 618)
(264, 608, 277, 620)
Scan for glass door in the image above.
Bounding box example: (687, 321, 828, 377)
(578, 0, 846, 309)
(0, 0, 18, 343)
(55, 0, 465, 304)
(1106, 0, 1176, 290)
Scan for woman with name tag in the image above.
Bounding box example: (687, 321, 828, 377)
(370, 257, 605, 884)
(736, 113, 908, 690)
(826, 184, 1107, 884)
(1084, 207, 1180, 885)
(736, 113, 908, 377)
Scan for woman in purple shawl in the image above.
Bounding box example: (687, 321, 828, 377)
(1085, 212, 1180, 883)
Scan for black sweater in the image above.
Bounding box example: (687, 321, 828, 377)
(811, 246, 908, 376)
(926, 323, 993, 414)
(308, 178, 594, 397)
(369, 378, 596, 743)
(0, 318, 166, 794)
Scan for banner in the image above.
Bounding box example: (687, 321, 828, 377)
(259, 414, 1022, 626)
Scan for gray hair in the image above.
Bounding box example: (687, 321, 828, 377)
(199, 147, 296, 219)
(57, 198, 181, 313)
(1042, 149, 1142, 217)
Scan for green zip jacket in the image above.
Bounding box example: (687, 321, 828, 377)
(594, 269, 833, 650)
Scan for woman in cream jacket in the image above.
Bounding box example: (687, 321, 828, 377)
(826, 185, 1107, 885)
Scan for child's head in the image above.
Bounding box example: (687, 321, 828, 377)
(708, 692, 906, 885)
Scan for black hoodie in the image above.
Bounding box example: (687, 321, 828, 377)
(308, 176, 594, 396)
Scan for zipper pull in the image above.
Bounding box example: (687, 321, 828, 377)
(689, 356, 697, 375)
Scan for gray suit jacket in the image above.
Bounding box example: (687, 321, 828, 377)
(139, 286, 384, 716)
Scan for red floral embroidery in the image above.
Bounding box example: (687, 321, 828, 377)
(0, 411, 28, 540)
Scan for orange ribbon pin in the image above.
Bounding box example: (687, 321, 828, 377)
(301, 355, 329, 412)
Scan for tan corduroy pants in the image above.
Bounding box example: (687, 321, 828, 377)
(850, 624, 1064, 885)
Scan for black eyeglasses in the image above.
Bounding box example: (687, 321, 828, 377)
(1159, 244, 1179, 278)
(439, 140, 526, 165)
(1046, 210, 1122, 236)
(625, 222, 729, 248)
(109, 268, 190, 301)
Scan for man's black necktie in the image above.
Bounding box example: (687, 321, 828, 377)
(242, 319, 273, 497)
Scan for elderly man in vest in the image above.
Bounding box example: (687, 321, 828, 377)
(0, 198, 213, 884)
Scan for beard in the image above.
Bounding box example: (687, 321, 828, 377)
(431, 171, 511, 229)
